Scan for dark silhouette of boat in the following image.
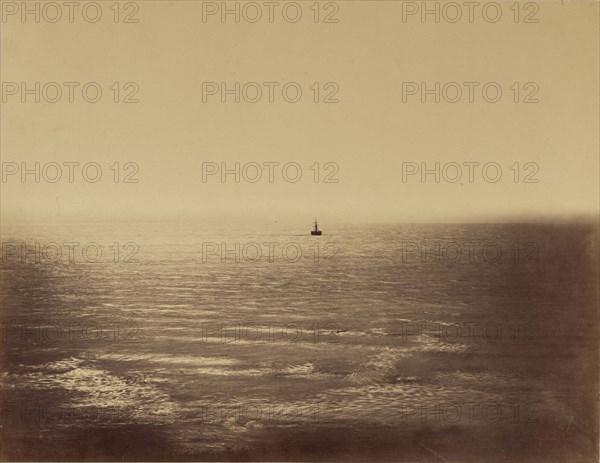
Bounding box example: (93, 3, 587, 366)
(311, 220, 322, 236)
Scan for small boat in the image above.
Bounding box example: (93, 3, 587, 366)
(311, 219, 322, 236)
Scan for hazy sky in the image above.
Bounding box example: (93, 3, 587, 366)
(1, 0, 598, 223)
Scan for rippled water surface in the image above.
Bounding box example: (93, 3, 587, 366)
(1, 222, 598, 461)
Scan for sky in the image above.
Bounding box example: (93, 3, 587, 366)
(1, 0, 598, 224)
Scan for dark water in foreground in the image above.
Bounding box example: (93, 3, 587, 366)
(1, 222, 598, 462)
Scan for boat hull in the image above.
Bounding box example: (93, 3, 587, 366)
(311, 231, 322, 236)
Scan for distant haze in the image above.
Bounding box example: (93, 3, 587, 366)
(1, 1, 598, 224)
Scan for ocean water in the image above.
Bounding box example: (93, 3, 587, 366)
(1, 222, 598, 461)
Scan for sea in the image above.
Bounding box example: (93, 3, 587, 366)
(1, 222, 598, 462)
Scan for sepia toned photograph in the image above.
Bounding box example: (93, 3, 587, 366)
(1, 1, 598, 461)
